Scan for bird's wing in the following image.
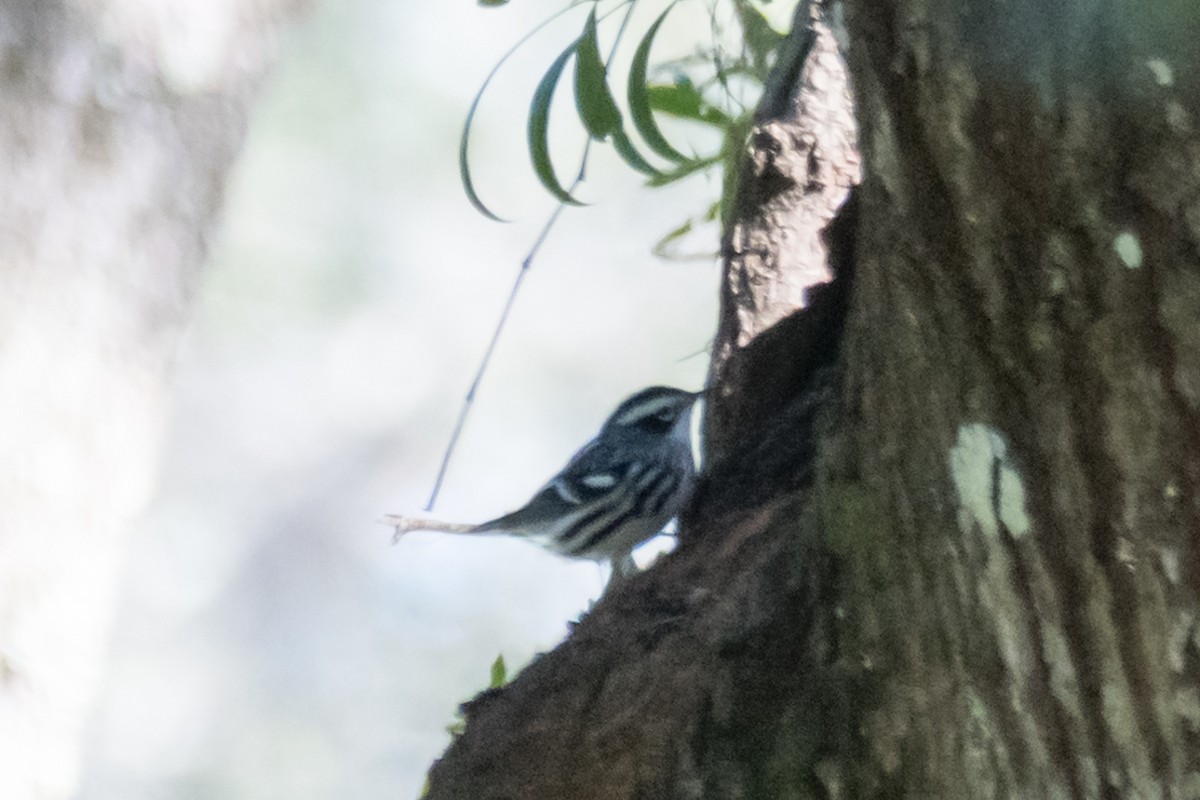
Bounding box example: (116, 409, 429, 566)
(553, 440, 639, 504)
(472, 440, 640, 533)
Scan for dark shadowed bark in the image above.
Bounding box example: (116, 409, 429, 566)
(0, 3, 295, 797)
(425, 0, 1200, 797)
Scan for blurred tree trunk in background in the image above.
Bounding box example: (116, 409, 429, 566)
(426, 0, 1200, 797)
(0, 2, 295, 797)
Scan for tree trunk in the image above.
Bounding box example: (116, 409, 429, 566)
(0, 3, 292, 797)
(425, 0, 1200, 798)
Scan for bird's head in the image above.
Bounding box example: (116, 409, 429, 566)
(600, 386, 701, 440)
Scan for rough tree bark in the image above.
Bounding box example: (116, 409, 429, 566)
(0, 3, 295, 798)
(425, 0, 1200, 798)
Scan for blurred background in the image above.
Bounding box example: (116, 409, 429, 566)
(75, 1, 723, 797)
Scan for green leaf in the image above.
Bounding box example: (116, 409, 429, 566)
(459, 2, 589, 220)
(575, 5, 661, 178)
(718, 114, 754, 230)
(646, 154, 723, 187)
(645, 154, 723, 187)
(651, 217, 693, 255)
(461, 74, 512, 221)
(573, 8, 622, 139)
(646, 81, 733, 127)
(628, 4, 689, 163)
(489, 654, 507, 688)
(737, 0, 786, 78)
(651, 202, 722, 260)
(611, 129, 662, 177)
(529, 41, 586, 206)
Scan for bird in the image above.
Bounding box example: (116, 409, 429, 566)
(389, 386, 700, 583)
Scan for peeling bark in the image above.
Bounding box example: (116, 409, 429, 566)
(707, 1, 860, 463)
(424, 0, 1200, 798)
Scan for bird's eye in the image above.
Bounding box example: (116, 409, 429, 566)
(632, 407, 676, 433)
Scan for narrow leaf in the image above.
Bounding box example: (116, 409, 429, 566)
(461, 83, 511, 221)
(651, 217, 694, 256)
(459, 2, 589, 220)
(646, 81, 732, 127)
(645, 154, 723, 187)
(611, 129, 662, 177)
(737, 0, 786, 78)
(574, 8, 622, 139)
(628, 4, 689, 163)
(529, 42, 586, 206)
(652, 211, 721, 262)
(489, 654, 507, 688)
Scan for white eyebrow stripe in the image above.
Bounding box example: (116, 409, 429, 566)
(614, 396, 678, 426)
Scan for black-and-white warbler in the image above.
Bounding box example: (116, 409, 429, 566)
(390, 386, 700, 578)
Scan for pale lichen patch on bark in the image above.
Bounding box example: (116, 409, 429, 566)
(1164, 101, 1190, 133)
(813, 757, 844, 800)
(995, 467, 1031, 540)
(949, 423, 1031, 540)
(1145, 58, 1175, 87)
(1112, 230, 1144, 269)
(1157, 547, 1181, 585)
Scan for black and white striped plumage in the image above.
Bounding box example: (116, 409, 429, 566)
(472, 386, 699, 565)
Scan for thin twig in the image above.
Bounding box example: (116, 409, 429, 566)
(422, 194, 575, 512)
(424, 0, 640, 511)
(383, 515, 479, 544)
